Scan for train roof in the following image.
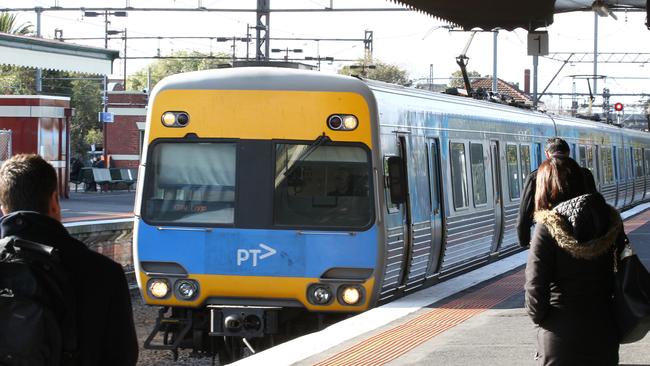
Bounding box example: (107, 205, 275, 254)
(151, 67, 373, 96)
(151, 67, 650, 140)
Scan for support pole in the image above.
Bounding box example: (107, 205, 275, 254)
(256, 0, 270, 61)
(492, 31, 498, 93)
(594, 12, 599, 98)
(533, 55, 539, 108)
(35, 7, 42, 93)
(123, 28, 127, 90)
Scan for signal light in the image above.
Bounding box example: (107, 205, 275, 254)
(614, 102, 624, 112)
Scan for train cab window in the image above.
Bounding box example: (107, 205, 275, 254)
(520, 145, 531, 183)
(273, 144, 372, 228)
(143, 142, 237, 224)
(469, 143, 487, 206)
(383, 156, 400, 213)
(450, 142, 469, 209)
(602, 147, 614, 184)
(578, 145, 587, 168)
(506, 144, 520, 199)
(635, 148, 644, 177)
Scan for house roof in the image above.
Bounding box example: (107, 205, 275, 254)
(471, 78, 532, 105)
(0, 32, 119, 75)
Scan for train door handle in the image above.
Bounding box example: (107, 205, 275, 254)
(433, 208, 439, 215)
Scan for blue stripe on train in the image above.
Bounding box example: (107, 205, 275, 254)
(137, 222, 378, 278)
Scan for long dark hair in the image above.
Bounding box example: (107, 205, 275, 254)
(535, 157, 586, 211)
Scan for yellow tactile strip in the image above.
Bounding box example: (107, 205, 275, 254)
(315, 269, 526, 366)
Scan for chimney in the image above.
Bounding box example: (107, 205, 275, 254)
(524, 69, 531, 94)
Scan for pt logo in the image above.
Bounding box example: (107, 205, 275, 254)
(237, 243, 277, 266)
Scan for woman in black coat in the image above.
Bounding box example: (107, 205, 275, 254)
(525, 156, 624, 365)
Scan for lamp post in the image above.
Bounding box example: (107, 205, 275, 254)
(305, 56, 334, 71)
(217, 36, 251, 65)
(107, 28, 127, 89)
(271, 47, 303, 61)
(83, 10, 127, 167)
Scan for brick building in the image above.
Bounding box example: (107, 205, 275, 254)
(105, 90, 147, 169)
(0, 95, 73, 198)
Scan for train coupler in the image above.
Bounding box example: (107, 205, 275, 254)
(208, 305, 280, 338)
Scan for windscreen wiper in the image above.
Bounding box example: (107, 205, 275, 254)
(284, 133, 331, 177)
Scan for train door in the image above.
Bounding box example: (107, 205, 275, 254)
(425, 138, 444, 277)
(625, 147, 634, 206)
(489, 140, 504, 252)
(397, 135, 435, 290)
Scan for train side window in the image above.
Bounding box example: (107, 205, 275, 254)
(469, 143, 487, 206)
(571, 143, 577, 161)
(618, 147, 625, 180)
(613, 147, 619, 181)
(506, 144, 520, 199)
(602, 147, 614, 184)
(533, 142, 542, 168)
(578, 145, 587, 168)
(635, 148, 644, 177)
(645, 149, 650, 177)
(594, 145, 600, 184)
(585, 145, 595, 176)
(520, 145, 531, 183)
(450, 142, 469, 209)
(383, 156, 400, 213)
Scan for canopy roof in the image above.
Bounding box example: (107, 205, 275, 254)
(0, 33, 119, 75)
(391, 0, 648, 30)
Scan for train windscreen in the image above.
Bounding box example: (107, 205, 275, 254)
(143, 142, 237, 224)
(273, 144, 372, 228)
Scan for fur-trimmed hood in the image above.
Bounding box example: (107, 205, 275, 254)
(534, 194, 622, 260)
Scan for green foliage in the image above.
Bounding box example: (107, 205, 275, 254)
(84, 128, 103, 146)
(449, 70, 481, 88)
(0, 12, 34, 35)
(70, 78, 102, 157)
(128, 50, 232, 91)
(338, 56, 411, 86)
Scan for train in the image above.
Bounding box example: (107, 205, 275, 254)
(133, 66, 650, 361)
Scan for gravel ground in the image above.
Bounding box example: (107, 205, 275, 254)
(132, 294, 217, 366)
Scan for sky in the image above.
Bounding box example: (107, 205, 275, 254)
(4, 0, 650, 113)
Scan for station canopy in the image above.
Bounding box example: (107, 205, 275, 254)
(391, 0, 648, 30)
(0, 32, 119, 75)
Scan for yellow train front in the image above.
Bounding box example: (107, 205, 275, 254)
(133, 67, 381, 358)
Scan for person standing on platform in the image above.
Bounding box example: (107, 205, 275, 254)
(517, 137, 597, 248)
(524, 156, 625, 365)
(0, 154, 138, 366)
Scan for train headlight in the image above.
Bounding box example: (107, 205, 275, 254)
(342, 115, 358, 130)
(161, 111, 190, 127)
(148, 279, 170, 299)
(308, 285, 333, 305)
(161, 112, 176, 127)
(327, 114, 358, 131)
(175, 279, 199, 300)
(340, 286, 362, 305)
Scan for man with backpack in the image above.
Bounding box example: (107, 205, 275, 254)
(0, 154, 138, 365)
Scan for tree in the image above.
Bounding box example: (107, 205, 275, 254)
(448, 70, 481, 88)
(69, 78, 103, 157)
(338, 56, 411, 86)
(128, 50, 232, 91)
(0, 12, 33, 35)
(0, 12, 35, 94)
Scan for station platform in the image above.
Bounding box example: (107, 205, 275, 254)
(233, 204, 650, 366)
(60, 191, 134, 223)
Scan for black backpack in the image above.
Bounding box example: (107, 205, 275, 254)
(0, 236, 78, 366)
